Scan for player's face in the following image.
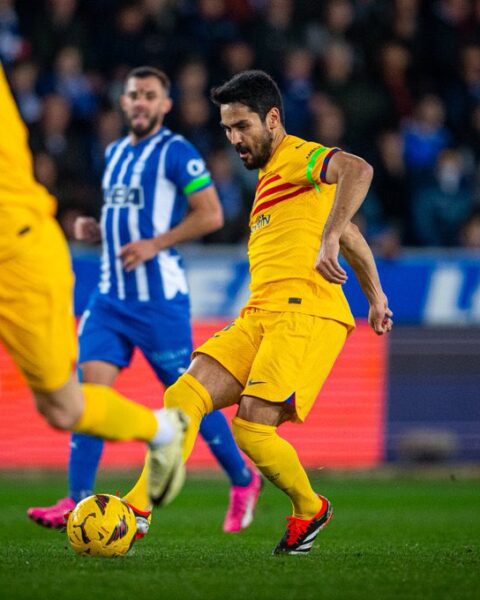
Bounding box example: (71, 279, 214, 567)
(220, 103, 273, 170)
(121, 76, 172, 140)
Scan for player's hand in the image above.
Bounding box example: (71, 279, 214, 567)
(74, 217, 101, 243)
(368, 293, 393, 335)
(315, 236, 348, 284)
(119, 239, 158, 271)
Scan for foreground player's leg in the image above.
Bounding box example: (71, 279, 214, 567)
(127, 355, 242, 506)
(200, 411, 262, 532)
(148, 373, 212, 503)
(232, 411, 332, 555)
(122, 372, 210, 510)
(28, 382, 185, 530)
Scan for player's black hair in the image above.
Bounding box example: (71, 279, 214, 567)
(210, 70, 284, 123)
(125, 66, 171, 94)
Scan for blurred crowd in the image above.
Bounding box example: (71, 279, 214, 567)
(2, 0, 480, 252)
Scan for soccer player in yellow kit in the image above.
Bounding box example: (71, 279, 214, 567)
(0, 62, 186, 517)
(129, 70, 393, 554)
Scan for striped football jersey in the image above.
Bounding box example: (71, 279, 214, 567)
(99, 128, 212, 303)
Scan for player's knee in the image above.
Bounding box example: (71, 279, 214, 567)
(231, 417, 274, 458)
(40, 404, 77, 430)
(33, 390, 80, 430)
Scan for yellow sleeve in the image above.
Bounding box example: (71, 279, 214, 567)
(289, 142, 341, 191)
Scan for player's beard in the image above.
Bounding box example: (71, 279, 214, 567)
(128, 112, 161, 139)
(236, 127, 273, 170)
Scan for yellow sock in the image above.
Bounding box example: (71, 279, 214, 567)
(123, 461, 151, 513)
(122, 373, 213, 509)
(74, 383, 157, 441)
(232, 417, 321, 519)
(163, 373, 213, 461)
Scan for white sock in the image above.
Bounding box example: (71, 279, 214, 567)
(150, 409, 176, 447)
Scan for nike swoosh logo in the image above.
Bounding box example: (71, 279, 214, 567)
(247, 380, 266, 386)
(295, 143, 306, 149)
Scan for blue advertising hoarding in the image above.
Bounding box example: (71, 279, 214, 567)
(72, 246, 480, 325)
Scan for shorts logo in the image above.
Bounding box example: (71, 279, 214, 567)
(250, 214, 270, 233)
(247, 379, 266, 386)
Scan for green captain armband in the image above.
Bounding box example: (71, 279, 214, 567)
(183, 174, 212, 196)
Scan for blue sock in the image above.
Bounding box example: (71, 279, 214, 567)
(68, 368, 104, 502)
(199, 410, 252, 487)
(68, 432, 104, 502)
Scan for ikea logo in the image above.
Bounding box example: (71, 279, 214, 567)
(105, 185, 144, 208)
(250, 214, 271, 233)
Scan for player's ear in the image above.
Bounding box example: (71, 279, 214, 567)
(266, 107, 280, 131)
(119, 94, 127, 112)
(162, 97, 173, 115)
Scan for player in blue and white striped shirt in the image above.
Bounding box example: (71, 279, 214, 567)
(28, 67, 261, 535)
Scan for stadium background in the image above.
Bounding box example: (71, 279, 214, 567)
(0, 0, 479, 470)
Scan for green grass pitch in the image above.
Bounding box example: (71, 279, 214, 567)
(0, 472, 479, 600)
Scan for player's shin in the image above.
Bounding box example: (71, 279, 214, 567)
(163, 373, 213, 461)
(232, 417, 321, 519)
(125, 373, 214, 509)
(74, 383, 158, 441)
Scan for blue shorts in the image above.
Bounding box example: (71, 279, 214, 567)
(78, 293, 192, 386)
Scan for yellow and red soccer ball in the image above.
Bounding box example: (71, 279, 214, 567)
(66, 494, 136, 557)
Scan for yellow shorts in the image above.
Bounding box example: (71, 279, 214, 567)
(0, 213, 76, 392)
(195, 308, 349, 422)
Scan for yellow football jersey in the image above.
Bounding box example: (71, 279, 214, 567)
(0, 62, 55, 216)
(244, 134, 355, 330)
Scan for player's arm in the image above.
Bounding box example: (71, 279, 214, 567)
(151, 185, 223, 250)
(74, 217, 102, 243)
(120, 185, 223, 272)
(315, 151, 373, 284)
(340, 222, 393, 335)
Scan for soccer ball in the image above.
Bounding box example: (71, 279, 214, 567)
(66, 494, 137, 557)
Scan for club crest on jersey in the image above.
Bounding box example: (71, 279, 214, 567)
(250, 213, 271, 233)
(105, 184, 144, 208)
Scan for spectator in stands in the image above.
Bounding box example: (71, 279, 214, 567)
(175, 94, 215, 158)
(425, 0, 473, 87)
(0, 0, 26, 64)
(30, 0, 89, 68)
(215, 38, 256, 85)
(280, 46, 314, 138)
(252, 0, 299, 76)
(411, 148, 475, 246)
(303, 0, 356, 59)
(174, 58, 209, 101)
(377, 41, 415, 124)
(311, 98, 348, 151)
(88, 107, 124, 183)
(42, 46, 98, 120)
(402, 95, 451, 178)
(459, 208, 480, 248)
(205, 148, 248, 243)
(9, 60, 41, 124)
(317, 40, 389, 154)
(178, 0, 240, 63)
(30, 93, 88, 182)
(445, 44, 480, 141)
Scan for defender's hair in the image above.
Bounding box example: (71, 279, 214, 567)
(125, 66, 171, 94)
(210, 70, 284, 122)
